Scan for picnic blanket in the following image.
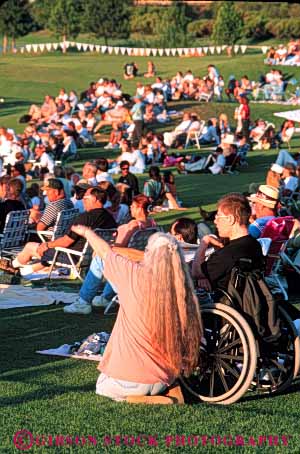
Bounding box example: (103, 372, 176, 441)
(36, 332, 110, 362)
(0, 284, 77, 309)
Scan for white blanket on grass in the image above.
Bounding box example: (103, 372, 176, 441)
(0, 284, 77, 309)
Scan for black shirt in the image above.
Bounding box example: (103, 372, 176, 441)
(0, 199, 25, 233)
(118, 173, 140, 203)
(66, 208, 117, 252)
(202, 235, 264, 290)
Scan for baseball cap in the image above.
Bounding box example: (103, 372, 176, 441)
(248, 184, 279, 209)
(41, 178, 64, 191)
(222, 134, 235, 145)
(270, 163, 283, 174)
(115, 101, 124, 107)
(74, 179, 91, 190)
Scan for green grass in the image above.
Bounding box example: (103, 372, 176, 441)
(1, 51, 300, 454)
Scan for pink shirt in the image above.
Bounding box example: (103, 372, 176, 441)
(99, 250, 176, 385)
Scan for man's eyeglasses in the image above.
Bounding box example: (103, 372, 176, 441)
(121, 167, 129, 171)
(215, 213, 230, 220)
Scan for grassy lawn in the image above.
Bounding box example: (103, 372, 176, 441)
(1, 50, 300, 453)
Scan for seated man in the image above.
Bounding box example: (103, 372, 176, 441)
(192, 193, 264, 291)
(275, 149, 300, 168)
(12, 187, 117, 275)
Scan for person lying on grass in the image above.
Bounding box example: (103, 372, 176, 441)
(70, 225, 202, 402)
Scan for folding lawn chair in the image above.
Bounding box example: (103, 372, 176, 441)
(0, 210, 31, 259)
(37, 208, 79, 242)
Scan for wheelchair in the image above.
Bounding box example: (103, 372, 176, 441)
(180, 261, 300, 405)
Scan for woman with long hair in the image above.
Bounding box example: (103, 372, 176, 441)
(70, 226, 202, 402)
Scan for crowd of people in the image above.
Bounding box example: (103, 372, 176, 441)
(1, 56, 300, 405)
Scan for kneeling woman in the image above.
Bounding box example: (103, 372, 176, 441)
(71, 227, 202, 401)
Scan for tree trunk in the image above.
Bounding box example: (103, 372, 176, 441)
(2, 34, 7, 54)
(62, 33, 67, 53)
(11, 37, 15, 53)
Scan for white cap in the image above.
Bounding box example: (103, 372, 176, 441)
(98, 78, 104, 83)
(270, 163, 283, 174)
(116, 101, 123, 107)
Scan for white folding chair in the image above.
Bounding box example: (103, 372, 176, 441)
(185, 120, 205, 149)
(0, 210, 30, 258)
(48, 228, 118, 281)
(37, 208, 79, 242)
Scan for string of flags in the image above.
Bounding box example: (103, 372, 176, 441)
(17, 42, 269, 56)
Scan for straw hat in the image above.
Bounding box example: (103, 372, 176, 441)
(248, 184, 279, 209)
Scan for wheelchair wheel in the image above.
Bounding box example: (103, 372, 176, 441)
(256, 306, 300, 394)
(180, 303, 257, 405)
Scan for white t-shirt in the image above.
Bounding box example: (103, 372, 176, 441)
(130, 150, 145, 173)
(96, 172, 114, 185)
(40, 152, 54, 173)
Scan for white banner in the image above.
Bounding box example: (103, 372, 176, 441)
(101, 45, 107, 53)
(151, 48, 158, 56)
(76, 43, 82, 51)
(241, 45, 247, 54)
(59, 42, 65, 50)
(46, 43, 52, 51)
(177, 48, 183, 56)
(209, 46, 215, 54)
(53, 43, 58, 50)
(39, 44, 45, 52)
(158, 48, 164, 56)
(82, 43, 88, 52)
(95, 45, 100, 52)
(203, 47, 208, 54)
(25, 44, 32, 52)
(32, 44, 38, 53)
(197, 47, 202, 55)
(120, 47, 126, 55)
(261, 46, 269, 54)
(126, 47, 132, 55)
(216, 46, 222, 54)
(165, 48, 170, 56)
(145, 48, 151, 56)
(70, 41, 75, 47)
(190, 48, 195, 55)
(183, 48, 189, 55)
(20, 47, 24, 54)
(89, 44, 94, 52)
(133, 48, 139, 56)
(171, 48, 177, 56)
(65, 41, 70, 49)
(222, 45, 227, 51)
(234, 45, 239, 53)
(139, 48, 145, 56)
(114, 46, 119, 55)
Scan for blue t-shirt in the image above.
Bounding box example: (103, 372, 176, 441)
(248, 216, 275, 238)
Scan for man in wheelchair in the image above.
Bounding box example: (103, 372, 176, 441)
(185, 193, 300, 404)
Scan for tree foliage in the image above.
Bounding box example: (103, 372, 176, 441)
(30, 0, 52, 29)
(212, 1, 244, 46)
(0, 0, 33, 38)
(48, 0, 84, 40)
(155, 4, 190, 48)
(82, 0, 132, 45)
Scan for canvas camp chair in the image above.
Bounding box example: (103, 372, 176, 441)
(260, 216, 295, 300)
(36, 208, 79, 242)
(0, 210, 30, 258)
(48, 228, 118, 281)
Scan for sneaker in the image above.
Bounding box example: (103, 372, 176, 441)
(92, 294, 110, 308)
(63, 301, 92, 315)
(104, 142, 113, 149)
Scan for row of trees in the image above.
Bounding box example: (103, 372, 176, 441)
(0, 1, 299, 53)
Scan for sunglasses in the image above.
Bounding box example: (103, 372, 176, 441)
(121, 167, 129, 171)
(256, 190, 277, 201)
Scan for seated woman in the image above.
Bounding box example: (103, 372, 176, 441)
(143, 165, 186, 210)
(66, 227, 202, 402)
(81, 194, 159, 308)
(144, 61, 156, 78)
(192, 193, 264, 292)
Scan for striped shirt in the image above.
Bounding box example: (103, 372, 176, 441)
(40, 198, 74, 229)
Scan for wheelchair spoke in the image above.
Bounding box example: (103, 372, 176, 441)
(209, 367, 216, 397)
(219, 359, 240, 379)
(218, 354, 244, 361)
(215, 362, 229, 392)
(218, 337, 242, 353)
